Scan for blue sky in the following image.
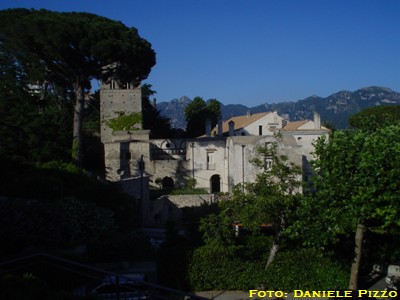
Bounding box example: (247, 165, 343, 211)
(1, 0, 399, 106)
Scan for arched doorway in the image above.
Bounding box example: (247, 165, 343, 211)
(210, 174, 221, 193)
(162, 176, 174, 190)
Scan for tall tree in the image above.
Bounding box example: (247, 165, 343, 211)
(201, 142, 303, 268)
(184, 97, 221, 137)
(141, 83, 173, 138)
(0, 9, 156, 166)
(0, 43, 72, 162)
(293, 125, 400, 289)
(349, 105, 400, 130)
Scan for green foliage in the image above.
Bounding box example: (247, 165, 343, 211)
(0, 196, 119, 256)
(170, 188, 208, 195)
(199, 212, 236, 246)
(289, 125, 400, 288)
(293, 125, 400, 248)
(156, 222, 200, 291)
(184, 97, 222, 137)
(237, 142, 302, 230)
(0, 199, 64, 256)
(349, 105, 400, 130)
(0, 67, 72, 163)
(155, 177, 163, 189)
(106, 112, 142, 131)
(0, 8, 156, 165)
(186, 178, 197, 189)
(141, 84, 174, 138)
(189, 243, 254, 290)
(184, 97, 207, 120)
(264, 249, 349, 290)
(218, 142, 303, 267)
(60, 197, 118, 245)
(0, 9, 156, 88)
(0, 159, 136, 258)
(38, 160, 86, 175)
(187, 141, 318, 291)
(189, 245, 348, 291)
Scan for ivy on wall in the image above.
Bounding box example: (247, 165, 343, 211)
(106, 112, 142, 131)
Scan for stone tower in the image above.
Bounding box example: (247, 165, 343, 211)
(100, 80, 142, 143)
(100, 79, 150, 182)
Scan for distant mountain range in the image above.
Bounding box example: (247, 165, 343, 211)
(157, 87, 400, 130)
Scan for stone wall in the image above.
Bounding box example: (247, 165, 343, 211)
(148, 194, 215, 226)
(100, 83, 142, 143)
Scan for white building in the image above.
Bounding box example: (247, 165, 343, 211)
(100, 81, 329, 195)
(210, 111, 286, 137)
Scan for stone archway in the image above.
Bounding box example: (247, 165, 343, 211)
(162, 176, 174, 190)
(161, 176, 175, 190)
(210, 174, 221, 194)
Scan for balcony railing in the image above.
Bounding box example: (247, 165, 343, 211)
(0, 252, 210, 300)
(150, 148, 186, 160)
(207, 163, 216, 170)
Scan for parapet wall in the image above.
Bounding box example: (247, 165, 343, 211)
(148, 194, 216, 226)
(100, 85, 142, 143)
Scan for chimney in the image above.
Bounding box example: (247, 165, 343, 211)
(246, 110, 251, 118)
(228, 120, 235, 136)
(314, 112, 321, 129)
(205, 118, 211, 137)
(217, 117, 223, 136)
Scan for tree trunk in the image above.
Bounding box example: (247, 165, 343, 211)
(266, 236, 280, 269)
(72, 81, 84, 167)
(348, 223, 365, 290)
(266, 216, 285, 269)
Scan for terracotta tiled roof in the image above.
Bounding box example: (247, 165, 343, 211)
(213, 112, 271, 134)
(281, 120, 309, 131)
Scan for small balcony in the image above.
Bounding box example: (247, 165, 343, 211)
(207, 163, 216, 170)
(150, 148, 186, 160)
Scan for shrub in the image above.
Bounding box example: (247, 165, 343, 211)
(170, 188, 208, 195)
(189, 242, 265, 291)
(189, 245, 349, 291)
(263, 248, 349, 290)
(186, 178, 197, 189)
(37, 160, 86, 175)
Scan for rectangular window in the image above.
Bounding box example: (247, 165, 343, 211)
(207, 152, 215, 170)
(259, 125, 263, 135)
(264, 157, 273, 171)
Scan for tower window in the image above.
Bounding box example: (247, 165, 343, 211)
(125, 151, 131, 160)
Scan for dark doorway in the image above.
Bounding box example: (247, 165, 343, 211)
(162, 177, 174, 189)
(210, 174, 221, 193)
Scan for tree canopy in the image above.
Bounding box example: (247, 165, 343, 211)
(292, 125, 400, 288)
(0, 9, 156, 165)
(200, 142, 303, 268)
(188, 142, 349, 291)
(141, 84, 174, 138)
(348, 105, 400, 130)
(0, 42, 72, 163)
(184, 97, 221, 137)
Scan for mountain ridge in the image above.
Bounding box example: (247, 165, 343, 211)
(158, 86, 400, 129)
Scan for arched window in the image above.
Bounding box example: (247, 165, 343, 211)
(162, 177, 174, 189)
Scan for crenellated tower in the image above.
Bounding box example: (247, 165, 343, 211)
(100, 79, 150, 182)
(100, 80, 142, 143)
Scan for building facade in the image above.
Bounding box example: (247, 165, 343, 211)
(100, 82, 329, 195)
